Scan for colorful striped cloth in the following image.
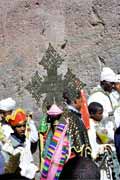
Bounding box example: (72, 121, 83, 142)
(41, 123, 69, 180)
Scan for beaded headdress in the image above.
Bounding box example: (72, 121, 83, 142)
(63, 76, 86, 102)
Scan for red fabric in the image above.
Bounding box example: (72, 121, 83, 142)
(9, 112, 26, 126)
(80, 89, 90, 129)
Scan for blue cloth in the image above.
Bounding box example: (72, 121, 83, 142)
(0, 150, 5, 174)
(114, 126, 120, 163)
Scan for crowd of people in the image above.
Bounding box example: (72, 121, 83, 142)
(0, 66, 120, 180)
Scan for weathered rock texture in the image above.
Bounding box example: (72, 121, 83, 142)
(0, 0, 120, 112)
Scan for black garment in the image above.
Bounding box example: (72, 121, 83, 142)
(64, 108, 91, 156)
(60, 156, 100, 180)
(0, 174, 31, 180)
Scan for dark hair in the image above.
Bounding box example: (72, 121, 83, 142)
(47, 114, 61, 123)
(88, 102, 103, 115)
(63, 89, 81, 105)
(60, 156, 100, 180)
(63, 91, 72, 105)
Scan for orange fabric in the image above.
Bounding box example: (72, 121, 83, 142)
(80, 89, 90, 129)
(8, 109, 26, 126)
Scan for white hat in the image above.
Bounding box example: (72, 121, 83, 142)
(100, 67, 116, 82)
(115, 74, 120, 83)
(0, 98, 16, 111)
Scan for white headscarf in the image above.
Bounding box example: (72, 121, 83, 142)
(0, 97, 16, 111)
(100, 67, 116, 82)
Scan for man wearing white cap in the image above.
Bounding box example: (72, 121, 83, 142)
(0, 97, 16, 138)
(88, 67, 116, 140)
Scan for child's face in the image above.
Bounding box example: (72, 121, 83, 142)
(92, 108, 103, 122)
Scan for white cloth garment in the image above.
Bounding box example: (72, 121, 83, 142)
(88, 85, 115, 140)
(1, 139, 38, 178)
(110, 74, 120, 128)
(2, 124, 13, 139)
(88, 118, 105, 159)
(114, 106, 120, 128)
(110, 90, 120, 109)
(88, 85, 113, 118)
(19, 139, 38, 179)
(115, 74, 120, 82)
(2, 136, 38, 178)
(27, 119, 38, 143)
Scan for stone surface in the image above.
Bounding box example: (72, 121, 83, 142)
(0, 0, 120, 179)
(0, 0, 120, 112)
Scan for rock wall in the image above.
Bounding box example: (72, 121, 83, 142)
(0, 0, 120, 112)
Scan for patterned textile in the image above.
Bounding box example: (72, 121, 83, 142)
(96, 146, 120, 180)
(41, 123, 69, 180)
(42, 130, 53, 159)
(66, 109, 91, 156)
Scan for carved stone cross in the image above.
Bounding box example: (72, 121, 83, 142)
(26, 43, 84, 111)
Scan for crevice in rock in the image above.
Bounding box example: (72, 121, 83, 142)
(90, 6, 105, 27)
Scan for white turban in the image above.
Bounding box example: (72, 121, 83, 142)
(115, 74, 120, 82)
(0, 98, 16, 111)
(100, 67, 116, 82)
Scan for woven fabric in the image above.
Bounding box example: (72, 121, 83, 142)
(41, 123, 69, 180)
(68, 110, 91, 155)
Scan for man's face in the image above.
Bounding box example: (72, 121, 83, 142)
(14, 121, 26, 137)
(0, 110, 12, 120)
(101, 81, 114, 93)
(114, 82, 120, 93)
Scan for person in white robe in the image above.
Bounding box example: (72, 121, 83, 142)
(0, 98, 16, 138)
(1, 108, 38, 179)
(88, 67, 116, 140)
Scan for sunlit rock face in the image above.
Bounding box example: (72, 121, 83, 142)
(0, 0, 120, 112)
